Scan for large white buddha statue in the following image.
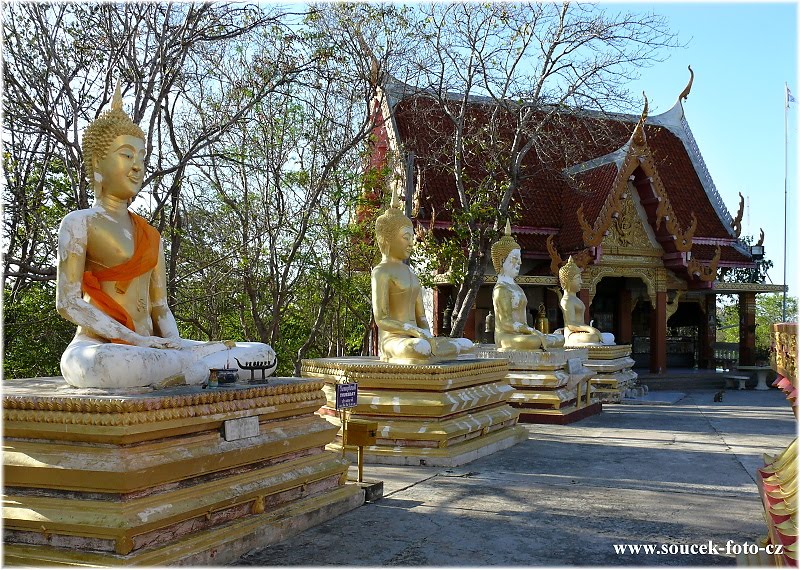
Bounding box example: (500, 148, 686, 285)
(371, 193, 473, 364)
(491, 221, 564, 351)
(56, 85, 275, 388)
(558, 256, 614, 347)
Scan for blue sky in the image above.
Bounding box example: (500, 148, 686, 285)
(611, 2, 798, 297)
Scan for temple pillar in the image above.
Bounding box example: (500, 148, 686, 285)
(739, 292, 757, 366)
(546, 288, 562, 329)
(649, 291, 667, 373)
(617, 288, 632, 345)
(432, 286, 445, 336)
(464, 302, 477, 342)
(579, 289, 591, 325)
(699, 294, 717, 369)
(433, 285, 455, 336)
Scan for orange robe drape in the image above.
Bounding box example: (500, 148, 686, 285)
(81, 213, 160, 344)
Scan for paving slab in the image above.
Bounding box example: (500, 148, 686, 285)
(237, 387, 795, 566)
(621, 391, 687, 405)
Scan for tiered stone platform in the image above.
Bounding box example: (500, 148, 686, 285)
(3, 377, 364, 566)
(301, 358, 527, 466)
(473, 346, 600, 424)
(582, 345, 637, 403)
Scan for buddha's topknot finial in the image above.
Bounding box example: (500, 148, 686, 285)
(558, 255, 582, 290)
(375, 186, 413, 255)
(81, 79, 145, 183)
(111, 81, 123, 112)
(491, 218, 521, 273)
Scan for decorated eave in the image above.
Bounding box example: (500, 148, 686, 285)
(374, 68, 759, 288)
(550, 69, 757, 288)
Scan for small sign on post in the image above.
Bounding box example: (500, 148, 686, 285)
(335, 382, 358, 410)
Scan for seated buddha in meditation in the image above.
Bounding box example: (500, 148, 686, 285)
(558, 256, 614, 347)
(491, 221, 564, 351)
(56, 85, 275, 388)
(371, 195, 473, 364)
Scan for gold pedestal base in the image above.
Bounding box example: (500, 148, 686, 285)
(473, 346, 600, 424)
(3, 377, 364, 566)
(302, 357, 527, 467)
(583, 354, 638, 403)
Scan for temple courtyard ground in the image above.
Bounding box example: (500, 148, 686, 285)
(236, 383, 795, 566)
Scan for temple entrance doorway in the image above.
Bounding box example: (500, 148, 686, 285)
(629, 292, 704, 369)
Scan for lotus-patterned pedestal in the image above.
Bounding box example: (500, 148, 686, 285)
(3, 377, 363, 566)
(474, 346, 601, 424)
(301, 357, 527, 466)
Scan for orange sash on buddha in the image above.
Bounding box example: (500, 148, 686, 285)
(82, 213, 160, 344)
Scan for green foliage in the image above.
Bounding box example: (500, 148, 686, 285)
(716, 292, 798, 361)
(3, 284, 74, 379)
(717, 234, 773, 284)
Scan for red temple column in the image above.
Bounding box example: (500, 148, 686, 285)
(431, 286, 447, 336)
(617, 288, 632, 345)
(650, 291, 667, 373)
(579, 289, 591, 325)
(739, 292, 757, 366)
(464, 302, 477, 341)
(699, 294, 717, 369)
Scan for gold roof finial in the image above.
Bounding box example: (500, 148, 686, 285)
(640, 91, 649, 124)
(679, 65, 694, 102)
(632, 92, 648, 148)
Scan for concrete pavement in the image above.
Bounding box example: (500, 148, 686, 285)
(236, 388, 796, 566)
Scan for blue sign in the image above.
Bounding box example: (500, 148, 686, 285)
(335, 382, 358, 409)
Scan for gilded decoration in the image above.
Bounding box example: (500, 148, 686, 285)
(679, 65, 694, 102)
(584, 265, 662, 308)
(434, 273, 559, 286)
(713, 282, 786, 293)
(3, 380, 324, 426)
(302, 356, 508, 378)
(731, 192, 745, 238)
(576, 95, 696, 253)
(602, 186, 663, 257)
(687, 245, 720, 282)
(772, 323, 797, 384)
(665, 291, 683, 322)
(546, 235, 592, 277)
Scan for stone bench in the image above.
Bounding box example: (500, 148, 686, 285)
(723, 374, 750, 390)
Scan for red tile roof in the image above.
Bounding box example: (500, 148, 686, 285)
(387, 94, 752, 269)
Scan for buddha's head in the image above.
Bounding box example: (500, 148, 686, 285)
(491, 219, 521, 276)
(375, 194, 414, 261)
(82, 84, 146, 200)
(558, 256, 582, 292)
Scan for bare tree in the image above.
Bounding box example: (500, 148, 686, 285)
(398, 3, 679, 337)
(2, 3, 301, 291)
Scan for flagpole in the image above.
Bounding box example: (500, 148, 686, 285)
(783, 83, 789, 322)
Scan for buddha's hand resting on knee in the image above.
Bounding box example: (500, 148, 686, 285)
(138, 335, 182, 349)
(403, 323, 433, 340)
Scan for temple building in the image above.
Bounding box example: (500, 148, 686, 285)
(367, 72, 784, 373)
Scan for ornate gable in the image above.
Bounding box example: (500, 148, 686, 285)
(601, 185, 663, 257)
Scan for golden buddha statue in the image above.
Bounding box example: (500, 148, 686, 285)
(371, 193, 473, 364)
(558, 256, 614, 346)
(56, 84, 275, 388)
(491, 221, 564, 351)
